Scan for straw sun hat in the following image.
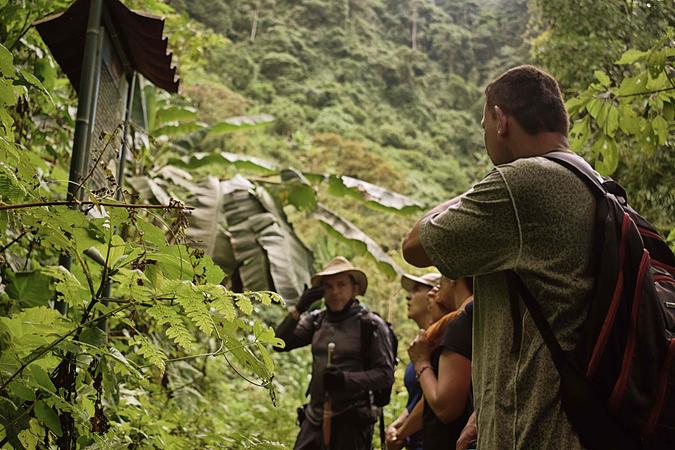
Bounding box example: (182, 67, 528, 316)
(400, 272, 441, 292)
(310, 256, 368, 296)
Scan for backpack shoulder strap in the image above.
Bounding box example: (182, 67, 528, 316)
(506, 271, 568, 374)
(544, 151, 607, 198)
(359, 309, 376, 368)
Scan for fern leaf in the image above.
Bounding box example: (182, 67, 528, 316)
(147, 304, 194, 350)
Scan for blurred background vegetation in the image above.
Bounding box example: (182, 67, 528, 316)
(1, 0, 673, 447)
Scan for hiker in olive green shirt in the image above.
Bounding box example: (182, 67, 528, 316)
(403, 65, 594, 450)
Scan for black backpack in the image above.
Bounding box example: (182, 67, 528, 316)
(359, 310, 399, 407)
(508, 151, 675, 450)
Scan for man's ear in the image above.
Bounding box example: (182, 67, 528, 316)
(494, 105, 508, 136)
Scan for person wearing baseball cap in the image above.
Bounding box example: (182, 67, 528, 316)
(386, 272, 440, 450)
(275, 256, 395, 449)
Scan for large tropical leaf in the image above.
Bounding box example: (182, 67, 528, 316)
(185, 175, 243, 274)
(207, 114, 275, 137)
(185, 175, 313, 304)
(327, 175, 424, 214)
(171, 151, 278, 175)
(266, 168, 318, 212)
(126, 166, 193, 205)
(127, 176, 172, 205)
(311, 204, 402, 278)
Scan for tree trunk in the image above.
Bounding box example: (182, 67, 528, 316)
(250, 4, 260, 41)
(411, 0, 417, 50)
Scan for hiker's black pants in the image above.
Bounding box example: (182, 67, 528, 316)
(293, 412, 374, 450)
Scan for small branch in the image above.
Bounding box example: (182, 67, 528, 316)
(0, 200, 193, 212)
(617, 86, 675, 98)
(74, 251, 96, 299)
(0, 229, 29, 253)
(8, 12, 31, 51)
(72, 125, 122, 199)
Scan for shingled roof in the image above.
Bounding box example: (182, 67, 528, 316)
(34, 0, 179, 93)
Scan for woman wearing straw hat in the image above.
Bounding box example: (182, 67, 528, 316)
(275, 256, 395, 450)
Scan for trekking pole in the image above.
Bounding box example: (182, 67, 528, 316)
(322, 342, 335, 449)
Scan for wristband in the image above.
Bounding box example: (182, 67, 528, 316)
(415, 364, 432, 380)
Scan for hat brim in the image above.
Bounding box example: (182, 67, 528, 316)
(311, 268, 368, 296)
(401, 273, 439, 292)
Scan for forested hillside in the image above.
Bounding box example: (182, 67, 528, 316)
(171, 0, 528, 201)
(0, 0, 673, 448)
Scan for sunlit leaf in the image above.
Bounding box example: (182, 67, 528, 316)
(0, 44, 14, 77)
(618, 103, 640, 134)
(5, 270, 53, 307)
(30, 365, 56, 394)
(651, 116, 668, 145)
(155, 105, 197, 128)
(153, 121, 206, 137)
(604, 104, 619, 137)
(327, 175, 424, 214)
(173, 152, 278, 175)
(615, 49, 648, 65)
(593, 137, 619, 176)
(593, 70, 610, 88)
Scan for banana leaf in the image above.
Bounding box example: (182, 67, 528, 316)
(186, 175, 313, 305)
(327, 175, 424, 215)
(208, 114, 275, 137)
(127, 176, 172, 205)
(311, 204, 402, 278)
(171, 151, 278, 175)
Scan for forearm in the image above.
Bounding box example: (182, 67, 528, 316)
(344, 365, 393, 391)
(396, 399, 423, 440)
(416, 353, 471, 423)
(273, 314, 305, 352)
(391, 409, 409, 429)
(402, 196, 462, 267)
(416, 360, 442, 412)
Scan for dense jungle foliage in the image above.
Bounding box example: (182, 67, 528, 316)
(0, 0, 673, 448)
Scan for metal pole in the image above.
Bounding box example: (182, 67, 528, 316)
(67, 0, 103, 203)
(56, 0, 103, 315)
(116, 73, 136, 201)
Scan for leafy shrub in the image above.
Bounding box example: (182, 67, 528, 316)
(207, 45, 257, 90)
(259, 52, 305, 80)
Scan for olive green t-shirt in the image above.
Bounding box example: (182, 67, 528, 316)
(420, 155, 596, 450)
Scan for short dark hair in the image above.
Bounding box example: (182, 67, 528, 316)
(485, 65, 569, 135)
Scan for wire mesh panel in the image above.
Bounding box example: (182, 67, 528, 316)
(87, 29, 128, 194)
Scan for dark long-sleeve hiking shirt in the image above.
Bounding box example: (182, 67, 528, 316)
(275, 301, 394, 425)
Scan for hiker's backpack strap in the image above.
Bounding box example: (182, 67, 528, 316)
(506, 271, 567, 370)
(544, 151, 607, 198)
(359, 309, 376, 368)
(506, 270, 641, 450)
(304, 310, 326, 398)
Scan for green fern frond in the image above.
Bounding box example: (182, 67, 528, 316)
(130, 336, 167, 371)
(147, 304, 194, 349)
(201, 285, 236, 321)
(234, 294, 253, 315)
